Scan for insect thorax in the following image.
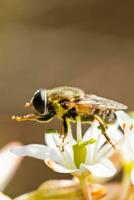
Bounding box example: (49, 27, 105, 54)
(47, 86, 85, 102)
(49, 99, 67, 118)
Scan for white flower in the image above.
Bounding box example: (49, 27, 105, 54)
(116, 111, 134, 184)
(0, 142, 22, 191)
(12, 120, 122, 179)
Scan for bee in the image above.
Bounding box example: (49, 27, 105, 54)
(12, 86, 127, 149)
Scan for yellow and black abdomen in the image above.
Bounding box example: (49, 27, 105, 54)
(74, 104, 95, 123)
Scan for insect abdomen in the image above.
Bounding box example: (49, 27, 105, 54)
(80, 114, 94, 122)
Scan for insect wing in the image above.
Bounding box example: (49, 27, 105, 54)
(75, 94, 127, 110)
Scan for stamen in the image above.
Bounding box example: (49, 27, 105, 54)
(56, 134, 66, 152)
(130, 124, 134, 130)
(122, 123, 126, 130)
(76, 119, 82, 142)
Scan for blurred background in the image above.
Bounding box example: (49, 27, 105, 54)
(0, 0, 134, 197)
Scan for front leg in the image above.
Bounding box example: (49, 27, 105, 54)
(60, 107, 78, 151)
(62, 107, 78, 134)
(62, 116, 68, 135)
(12, 112, 55, 123)
(12, 114, 38, 122)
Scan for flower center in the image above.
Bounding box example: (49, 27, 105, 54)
(73, 139, 96, 169)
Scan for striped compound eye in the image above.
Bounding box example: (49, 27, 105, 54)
(32, 89, 47, 114)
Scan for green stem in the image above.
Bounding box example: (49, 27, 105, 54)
(119, 163, 131, 200)
(79, 176, 92, 200)
(120, 173, 130, 200)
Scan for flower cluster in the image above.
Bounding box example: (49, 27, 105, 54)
(12, 120, 122, 179)
(11, 111, 134, 200)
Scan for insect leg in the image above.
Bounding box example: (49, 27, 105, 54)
(94, 115, 116, 150)
(57, 116, 68, 151)
(12, 112, 55, 123)
(62, 107, 78, 134)
(37, 112, 55, 122)
(61, 107, 78, 149)
(62, 116, 68, 134)
(12, 114, 38, 122)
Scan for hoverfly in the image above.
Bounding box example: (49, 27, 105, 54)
(12, 86, 127, 149)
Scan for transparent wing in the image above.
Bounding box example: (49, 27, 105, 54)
(75, 94, 127, 110)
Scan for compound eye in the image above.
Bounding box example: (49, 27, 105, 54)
(32, 89, 46, 114)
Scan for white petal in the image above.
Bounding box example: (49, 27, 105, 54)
(84, 121, 105, 164)
(0, 193, 11, 200)
(61, 150, 76, 169)
(88, 121, 107, 154)
(94, 122, 123, 162)
(124, 132, 134, 160)
(92, 131, 105, 158)
(45, 159, 76, 174)
(120, 122, 134, 161)
(45, 132, 75, 168)
(96, 137, 124, 161)
(45, 133, 60, 148)
(81, 158, 116, 178)
(45, 133, 73, 153)
(96, 145, 114, 161)
(67, 125, 76, 145)
(107, 122, 123, 141)
(0, 142, 22, 191)
(83, 121, 99, 141)
(122, 143, 131, 161)
(45, 131, 77, 170)
(11, 144, 49, 160)
(48, 147, 75, 170)
(84, 122, 99, 164)
(48, 148, 66, 165)
(85, 143, 96, 164)
(116, 111, 133, 128)
(116, 112, 134, 160)
(130, 167, 134, 185)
